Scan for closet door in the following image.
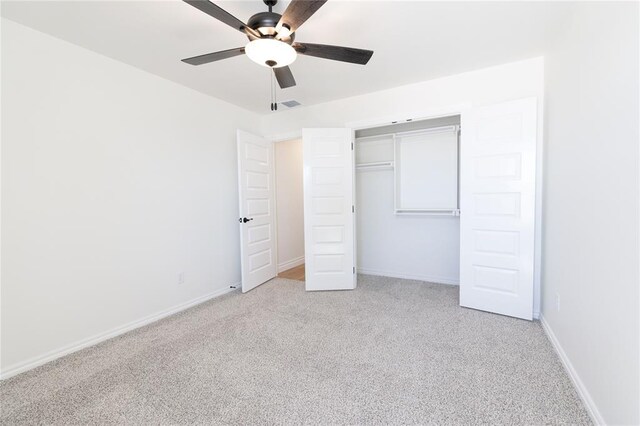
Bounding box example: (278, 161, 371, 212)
(460, 98, 537, 320)
(303, 128, 356, 291)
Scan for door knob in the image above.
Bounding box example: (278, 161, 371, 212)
(239, 217, 254, 223)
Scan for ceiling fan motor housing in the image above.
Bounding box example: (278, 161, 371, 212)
(247, 12, 295, 44)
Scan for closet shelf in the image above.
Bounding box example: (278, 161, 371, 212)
(355, 161, 395, 171)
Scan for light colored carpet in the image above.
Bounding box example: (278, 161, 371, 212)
(0, 275, 590, 425)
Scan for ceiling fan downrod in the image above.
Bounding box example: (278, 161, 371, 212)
(263, 0, 277, 13)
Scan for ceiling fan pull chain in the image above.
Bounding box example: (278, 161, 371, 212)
(269, 69, 274, 111)
(270, 68, 278, 112)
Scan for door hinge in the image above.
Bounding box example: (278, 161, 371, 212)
(353, 266, 356, 274)
(352, 205, 355, 213)
(351, 142, 354, 150)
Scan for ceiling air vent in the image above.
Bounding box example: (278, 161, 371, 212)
(281, 100, 302, 108)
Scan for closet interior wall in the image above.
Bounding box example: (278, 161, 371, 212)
(274, 139, 305, 273)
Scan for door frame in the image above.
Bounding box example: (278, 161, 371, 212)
(264, 101, 543, 317)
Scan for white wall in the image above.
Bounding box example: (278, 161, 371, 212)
(261, 58, 544, 138)
(0, 19, 260, 377)
(541, 3, 639, 424)
(356, 170, 460, 284)
(262, 58, 544, 307)
(274, 139, 304, 271)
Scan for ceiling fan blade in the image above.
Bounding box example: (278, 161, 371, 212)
(182, 47, 245, 65)
(293, 42, 373, 65)
(183, 0, 260, 39)
(274, 66, 296, 89)
(277, 0, 327, 33)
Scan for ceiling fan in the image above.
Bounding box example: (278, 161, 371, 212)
(181, 0, 374, 91)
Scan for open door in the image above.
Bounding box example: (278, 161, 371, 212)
(460, 98, 537, 320)
(237, 130, 277, 293)
(303, 128, 356, 291)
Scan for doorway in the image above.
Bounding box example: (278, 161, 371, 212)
(274, 138, 305, 281)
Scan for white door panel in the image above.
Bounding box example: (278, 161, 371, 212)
(460, 98, 537, 320)
(303, 128, 356, 291)
(237, 130, 277, 292)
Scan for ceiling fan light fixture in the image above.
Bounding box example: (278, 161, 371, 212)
(258, 26, 276, 36)
(245, 38, 297, 68)
(276, 24, 292, 38)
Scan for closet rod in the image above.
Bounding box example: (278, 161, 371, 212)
(356, 161, 394, 168)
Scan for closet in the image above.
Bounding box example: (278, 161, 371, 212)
(355, 115, 461, 285)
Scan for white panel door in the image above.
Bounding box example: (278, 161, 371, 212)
(460, 98, 537, 320)
(303, 128, 356, 291)
(237, 130, 277, 293)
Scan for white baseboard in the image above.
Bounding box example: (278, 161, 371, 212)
(0, 284, 240, 381)
(357, 268, 459, 286)
(278, 255, 304, 273)
(539, 314, 604, 425)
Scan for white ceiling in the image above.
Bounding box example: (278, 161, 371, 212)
(1, 1, 575, 114)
